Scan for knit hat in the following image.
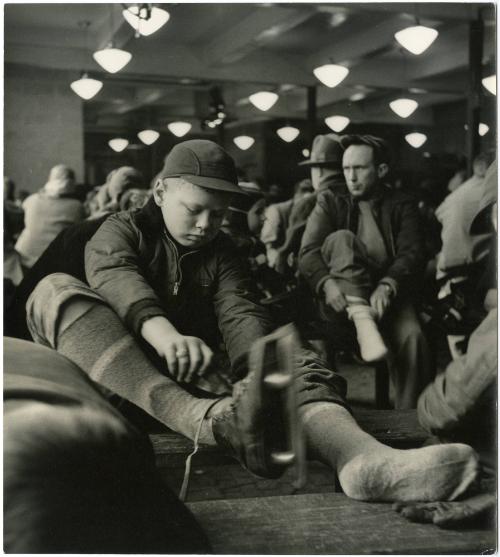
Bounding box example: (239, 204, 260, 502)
(299, 134, 343, 168)
(158, 140, 242, 194)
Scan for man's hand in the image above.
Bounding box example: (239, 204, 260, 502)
(323, 278, 347, 313)
(158, 333, 213, 382)
(370, 284, 392, 320)
(141, 316, 213, 382)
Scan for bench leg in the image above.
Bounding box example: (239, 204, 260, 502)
(375, 361, 391, 409)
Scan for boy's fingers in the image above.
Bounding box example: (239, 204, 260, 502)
(174, 342, 190, 382)
(164, 345, 179, 377)
(186, 342, 203, 378)
(199, 344, 213, 375)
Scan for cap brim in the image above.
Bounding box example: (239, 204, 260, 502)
(298, 159, 341, 167)
(169, 174, 244, 194)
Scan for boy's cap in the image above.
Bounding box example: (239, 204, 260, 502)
(299, 134, 343, 168)
(159, 139, 242, 194)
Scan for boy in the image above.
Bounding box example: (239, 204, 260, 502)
(27, 140, 479, 501)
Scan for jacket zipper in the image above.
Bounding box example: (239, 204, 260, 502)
(164, 231, 196, 295)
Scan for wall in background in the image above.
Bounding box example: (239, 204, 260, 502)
(4, 66, 84, 194)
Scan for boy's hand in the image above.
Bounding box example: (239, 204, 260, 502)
(160, 333, 213, 383)
(323, 278, 347, 313)
(141, 316, 213, 382)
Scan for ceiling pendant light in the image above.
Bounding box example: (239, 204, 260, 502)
(249, 92, 279, 111)
(325, 115, 350, 132)
(108, 138, 129, 152)
(138, 129, 160, 145)
(276, 126, 300, 143)
(93, 45, 132, 73)
(313, 64, 349, 88)
(405, 132, 427, 148)
(482, 75, 496, 95)
(122, 6, 170, 36)
(70, 73, 103, 100)
(233, 135, 255, 150)
(390, 98, 418, 118)
(302, 148, 310, 158)
(395, 25, 439, 55)
(168, 122, 192, 137)
(478, 123, 490, 136)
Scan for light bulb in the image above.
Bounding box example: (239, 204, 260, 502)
(302, 148, 310, 158)
(138, 130, 160, 145)
(325, 115, 350, 132)
(122, 6, 170, 36)
(276, 126, 300, 142)
(482, 75, 496, 95)
(390, 98, 418, 118)
(479, 123, 490, 136)
(394, 25, 438, 55)
(93, 46, 132, 74)
(249, 91, 279, 111)
(405, 132, 427, 148)
(70, 73, 103, 100)
(313, 64, 349, 88)
(168, 122, 192, 137)
(233, 135, 255, 150)
(108, 138, 129, 152)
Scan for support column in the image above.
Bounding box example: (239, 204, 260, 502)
(306, 85, 317, 147)
(466, 17, 484, 175)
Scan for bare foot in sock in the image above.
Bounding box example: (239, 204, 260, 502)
(338, 443, 478, 502)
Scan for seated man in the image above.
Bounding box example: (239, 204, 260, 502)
(26, 139, 477, 502)
(299, 134, 432, 409)
(4, 337, 210, 553)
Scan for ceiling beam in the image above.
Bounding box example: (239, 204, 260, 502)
(202, 5, 314, 66)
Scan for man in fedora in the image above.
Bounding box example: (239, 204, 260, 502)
(268, 134, 345, 274)
(299, 134, 433, 409)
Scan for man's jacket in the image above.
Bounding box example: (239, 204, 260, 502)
(298, 184, 426, 296)
(85, 198, 274, 378)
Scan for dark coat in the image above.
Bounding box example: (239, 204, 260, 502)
(85, 198, 274, 378)
(298, 184, 426, 296)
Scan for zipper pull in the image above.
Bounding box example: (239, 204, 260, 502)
(173, 282, 179, 296)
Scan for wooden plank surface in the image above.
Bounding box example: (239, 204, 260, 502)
(150, 409, 429, 468)
(187, 492, 496, 555)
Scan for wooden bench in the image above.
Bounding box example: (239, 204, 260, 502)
(187, 492, 496, 554)
(150, 408, 429, 469)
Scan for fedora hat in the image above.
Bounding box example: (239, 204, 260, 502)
(299, 134, 343, 168)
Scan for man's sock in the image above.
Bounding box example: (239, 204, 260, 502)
(56, 300, 229, 443)
(346, 302, 388, 362)
(301, 402, 478, 502)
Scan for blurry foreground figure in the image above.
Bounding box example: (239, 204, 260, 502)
(3, 337, 211, 554)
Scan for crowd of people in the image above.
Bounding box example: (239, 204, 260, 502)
(4, 134, 497, 552)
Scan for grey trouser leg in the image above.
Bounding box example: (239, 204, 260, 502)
(382, 300, 434, 409)
(321, 230, 377, 300)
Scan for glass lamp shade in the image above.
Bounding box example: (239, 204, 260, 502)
(138, 130, 160, 145)
(482, 75, 496, 95)
(249, 91, 279, 111)
(389, 98, 418, 118)
(479, 123, 490, 137)
(122, 6, 170, 36)
(313, 64, 349, 88)
(405, 132, 427, 148)
(233, 135, 255, 150)
(108, 138, 129, 152)
(93, 46, 132, 74)
(394, 25, 439, 55)
(325, 115, 350, 132)
(70, 74, 103, 100)
(276, 126, 300, 142)
(168, 122, 192, 137)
